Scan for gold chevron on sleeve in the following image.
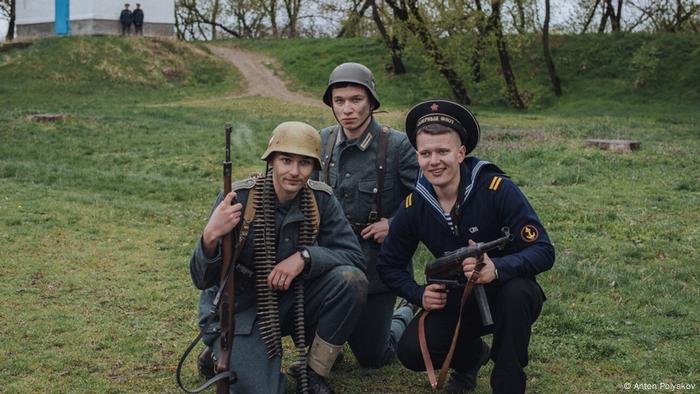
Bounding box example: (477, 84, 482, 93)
(405, 193, 413, 208)
(489, 176, 503, 191)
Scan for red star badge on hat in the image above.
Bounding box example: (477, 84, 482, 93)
(430, 103, 439, 112)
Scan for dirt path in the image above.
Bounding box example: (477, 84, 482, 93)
(208, 45, 323, 108)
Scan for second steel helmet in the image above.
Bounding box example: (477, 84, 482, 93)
(322, 62, 380, 109)
(260, 121, 322, 168)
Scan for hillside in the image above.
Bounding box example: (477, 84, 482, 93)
(0, 36, 240, 109)
(0, 35, 698, 393)
(233, 33, 700, 113)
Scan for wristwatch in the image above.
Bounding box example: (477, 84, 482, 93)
(300, 248, 311, 272)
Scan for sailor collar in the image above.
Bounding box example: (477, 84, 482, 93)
(414, 157, 498, 234)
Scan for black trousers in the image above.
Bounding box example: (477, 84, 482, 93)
(397, 277, 544, 394)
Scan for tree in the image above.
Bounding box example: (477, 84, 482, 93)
(0, 0, 16, 41)
(542, 0, 562, 96)
(490, 0, 526, 108)
(471, 0, 491, 83)
(261, 0, 279, 37)
(628, 0, 700, 32)
(385, 0, 472, 104)
(337, 0, 372, 37)
(370, 0, 406, 74)
(283, 0, 301, 37)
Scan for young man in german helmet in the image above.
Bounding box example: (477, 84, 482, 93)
(317, 62, 420, 368)
(377, 100, 555, 393)
(190, 121, 367, 393)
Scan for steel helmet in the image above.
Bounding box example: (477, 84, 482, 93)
(322, 62, 380, 109)
(260, 121, 322, 168)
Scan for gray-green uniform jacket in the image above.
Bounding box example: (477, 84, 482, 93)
(318, 118, 419, 293)
(190, 177, 365, 344)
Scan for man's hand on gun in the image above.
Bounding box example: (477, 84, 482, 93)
(422, 283, 448, 311)
(462, 239, 497, 284)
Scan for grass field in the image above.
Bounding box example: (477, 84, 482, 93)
(0, 36, 698, 393)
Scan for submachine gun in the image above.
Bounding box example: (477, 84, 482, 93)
(424, 227, 513, 326)
(418, 227, 514, 390)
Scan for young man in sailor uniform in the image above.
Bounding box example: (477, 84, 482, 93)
(377, 100, 555, 394)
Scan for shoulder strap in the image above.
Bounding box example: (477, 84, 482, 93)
(368, 125, 390, 222)
(305, 187, 321, 241)
(321, 126, 340, 185)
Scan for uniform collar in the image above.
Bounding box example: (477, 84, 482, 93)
(414, 157, 500, 231)
(338, 117, 380, 151)
(278, 193, 305, 228)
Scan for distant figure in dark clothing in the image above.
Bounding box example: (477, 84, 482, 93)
(132, 4, 144, 36)
(120, 3, 133, 36)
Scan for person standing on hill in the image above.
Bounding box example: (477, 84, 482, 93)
(119, 3, 133, 36)
(377, 99, 555, 393)
(316, 62, 420, 368)
(132, 4, 144, 36)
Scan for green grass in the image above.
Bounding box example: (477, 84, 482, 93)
(1, 35, 698, 393)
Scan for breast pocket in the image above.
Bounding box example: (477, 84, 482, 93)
(358, 178, 394, 217)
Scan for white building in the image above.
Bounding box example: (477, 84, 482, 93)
(15, 0, 174, 38)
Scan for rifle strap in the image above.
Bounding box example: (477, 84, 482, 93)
(176, 331, 232, 394)
(418, 259, 483, 390)
(321, 126, 340, 185)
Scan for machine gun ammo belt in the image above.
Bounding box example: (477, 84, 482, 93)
(253, 171, 319, 393)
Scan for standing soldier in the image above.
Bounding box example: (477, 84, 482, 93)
(190, 122, 367, 393)
(317, 63, 420, 368)
(377, 100, 555, 393)
(119, 3, 133, 36)
(132, 4, 144, 36)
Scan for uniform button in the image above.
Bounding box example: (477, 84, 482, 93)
(372, 187, 378, 193)
(345, 173, 351, 178)
(284, 238, 290, 243)
(344, 193, 349, 198)
(330, 163, 335, 167)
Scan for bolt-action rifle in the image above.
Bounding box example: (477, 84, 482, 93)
(216, 122, 237, 393)
(176, 123, 239, 393)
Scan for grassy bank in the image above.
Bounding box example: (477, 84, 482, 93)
(1, 35, 698, 393)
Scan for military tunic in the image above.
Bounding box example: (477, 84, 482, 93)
(190, 177, 367, 393)
(318, 118, 419, 293)
(377, 157, 555, 393)
(317, 118, 419, 367)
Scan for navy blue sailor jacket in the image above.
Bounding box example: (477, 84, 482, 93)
(377, 157, 555, 306)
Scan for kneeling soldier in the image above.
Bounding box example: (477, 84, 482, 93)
(377, 100, 555, 393)
(190, 121, 367, 393)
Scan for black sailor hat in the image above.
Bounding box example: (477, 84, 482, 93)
(405, 99, 480, 154)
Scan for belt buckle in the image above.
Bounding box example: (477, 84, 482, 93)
(367, 211, 378, 223)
